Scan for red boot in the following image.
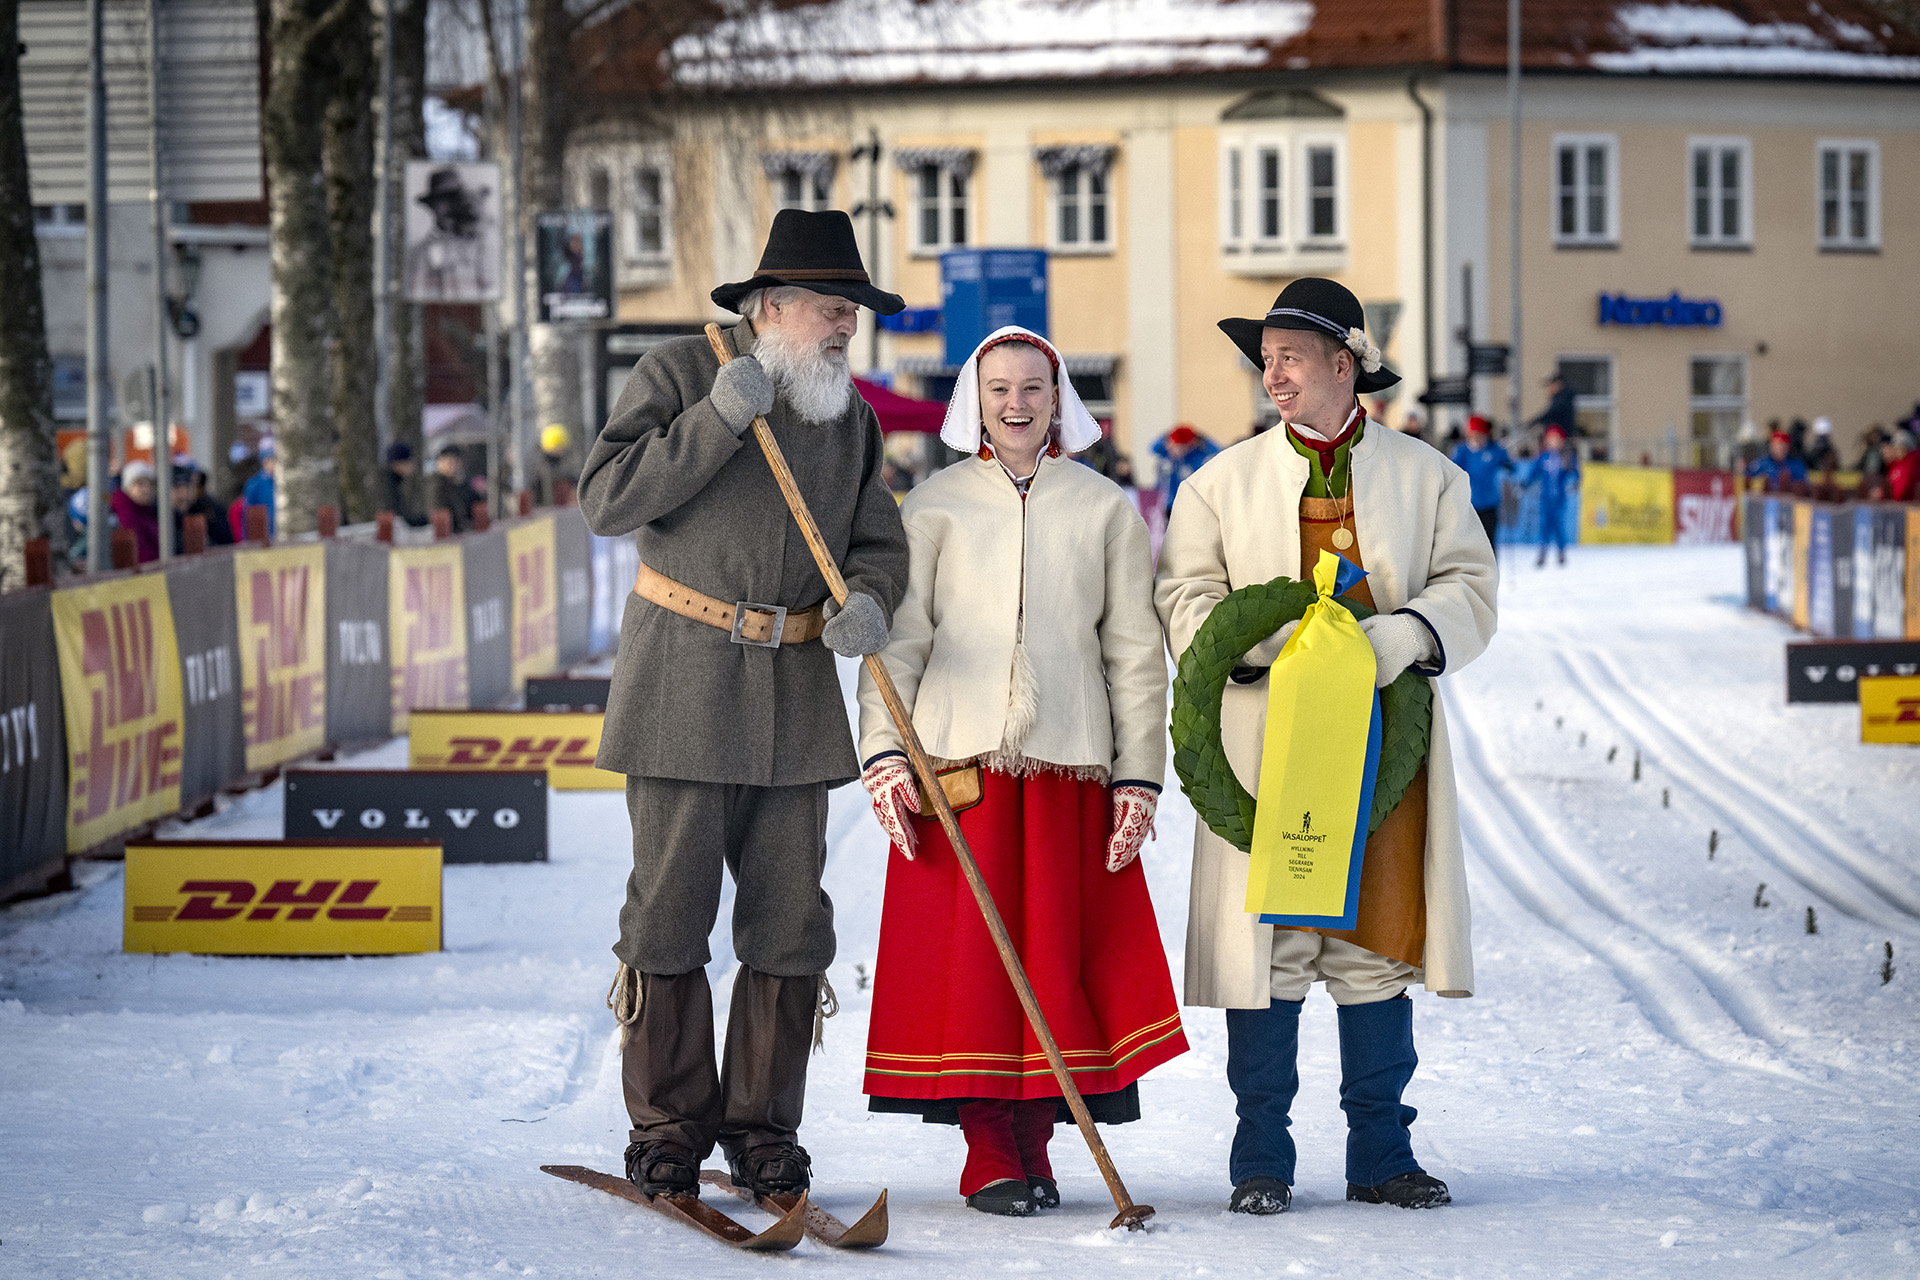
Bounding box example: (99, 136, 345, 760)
(957, 1100, 1035, 1216)
(1012, 1099, 1059, 1208)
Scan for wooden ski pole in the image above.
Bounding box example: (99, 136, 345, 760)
(704, 324, 1154, 1231)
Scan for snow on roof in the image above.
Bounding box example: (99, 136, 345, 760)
(1591, 2, 1920, 77)
(671, 0, 1316, 88)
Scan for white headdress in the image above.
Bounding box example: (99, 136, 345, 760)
(938, 326, 1105, 455)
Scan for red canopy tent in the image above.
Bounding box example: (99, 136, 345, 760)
(855, 377, 946, 435)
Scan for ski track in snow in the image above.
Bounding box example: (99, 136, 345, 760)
(4, 545, 1920, 1278)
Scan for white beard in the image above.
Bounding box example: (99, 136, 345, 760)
(754, 325, 855, 425)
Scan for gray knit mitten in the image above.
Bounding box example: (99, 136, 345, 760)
(821, 592, 889, 657)
(710, 356, 775, 435)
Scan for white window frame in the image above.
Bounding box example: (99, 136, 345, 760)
(1298, 133, 1346, 249)
(911, 163, 970, 254)
(1687, 136, 1750, 248)
(1552, 133, 1619, 247)
(1555, 355, 1617, 451)
(1688, 353, 1748, 470)
(1047, 162, 1113, 253)
(1219, 127, 1347, 269)
(1815, 139, 1879, 251)
(622, 154, 672, 271)
(772, 166, 834, 213)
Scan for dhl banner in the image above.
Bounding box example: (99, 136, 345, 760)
(52, 575, 185, 852)
(506, 516, 560, 688)
(123, 840, 441, 954)
(1860, 675, 1920, 745)
(407, 710, 621, 789)
(389, 545, 469, 730)
(1579, 464, 1674, 544)
(233, 546, 328, 771)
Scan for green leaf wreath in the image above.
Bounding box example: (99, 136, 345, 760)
(1169, 576, 1434, 854)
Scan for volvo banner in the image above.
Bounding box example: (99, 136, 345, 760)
(0, 590, 68, 898)
(165, 555, 244, 807)
(283, 768, 547, 863)
(325, 541, 392, 745)
(463, 530, 513, 710)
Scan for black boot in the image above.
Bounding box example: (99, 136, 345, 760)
(966, 1178, 1036, 1217)
(729, 1141, 812, 1196)
(1027, 1176, 1060, 1209)
(625, 1138, 698, 1199)
(1348, 1170, 1452, 1209)
(1229, 1176, 1292, 1215)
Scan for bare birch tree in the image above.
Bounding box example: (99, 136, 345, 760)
(0, 0, 62, 589)
(376, 0, 429, 510)
(326, 0, 380, 523)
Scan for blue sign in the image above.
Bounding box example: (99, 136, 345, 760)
(1597, 292, 1722, 327)
(942, 249, 1048, 367)
(877, 306, 941, 334)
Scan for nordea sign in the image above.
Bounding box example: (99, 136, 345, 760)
(1597, 292, 1722, 328)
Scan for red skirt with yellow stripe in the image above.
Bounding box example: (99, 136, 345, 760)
(863, 766, 1187, 1111)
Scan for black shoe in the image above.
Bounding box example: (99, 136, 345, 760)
(1347, 1170, 1451, 1208)
(1027, 1176, 1059, 1209)
(966, 1178, 1036, 1217)
(728, 1141, 812, 1196)
(624, 1139, 698, 1199)
(1228, 1176, 1292, 1215)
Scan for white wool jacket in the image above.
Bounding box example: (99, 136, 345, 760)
(1155, 423, 1498, 1005)
(857, 452, 1167, 789)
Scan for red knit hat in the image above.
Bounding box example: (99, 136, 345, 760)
(1467, 415, 1490, 435)
(1167, 424, 1200, 447)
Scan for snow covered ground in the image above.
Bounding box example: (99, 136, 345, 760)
(3, 544, 1917, 1279)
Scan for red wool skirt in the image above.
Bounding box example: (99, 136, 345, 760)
(863, 766, 1188, 1108)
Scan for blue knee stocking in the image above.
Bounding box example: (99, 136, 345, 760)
(1224, 999, 1302, 1185)
(1336, 996, 1422, 1188)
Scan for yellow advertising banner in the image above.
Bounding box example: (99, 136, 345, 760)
(1791, 502, 1813, 631)
(389, 545, 469, 730)
(1578, 464, 1675, 544)
(52, 575, 185, 852)
(506, 516, 560, 688)
(1907, 510, 1920, 640)
(408, 710, 621, 789)
(232, 545, 328, 771)
(123, 840, 441, 954)
(1860, 675, 1920, 745)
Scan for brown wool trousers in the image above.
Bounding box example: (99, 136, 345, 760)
(622, 966, 817, 1161)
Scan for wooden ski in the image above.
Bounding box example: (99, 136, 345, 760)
(700, 1169, 889, 1249)
(540, 1165, 807, 1251)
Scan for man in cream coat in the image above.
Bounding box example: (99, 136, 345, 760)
(1156, 278, 1497, 1216)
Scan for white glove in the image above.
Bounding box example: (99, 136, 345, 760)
(1243, 619, 1299, 668)
(1358, 613, 1433, 688)
(1105, 786, 1158, 872)
(860, 757, 920, 858)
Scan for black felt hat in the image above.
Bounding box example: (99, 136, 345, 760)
(1218, 277, 1400, 394)
(711, 209, 905, 316)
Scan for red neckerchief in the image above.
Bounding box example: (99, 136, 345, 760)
(1285, 404, 1365, 482)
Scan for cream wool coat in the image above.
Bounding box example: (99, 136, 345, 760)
(857, 452, 1166, 788)
(1155, 424, 1498, 1007)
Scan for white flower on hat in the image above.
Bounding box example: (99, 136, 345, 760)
(1344, 327, 1382, 375)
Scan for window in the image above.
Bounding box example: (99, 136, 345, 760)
(1556, 356, 1615, 443)
(1688, 138, 1749, 247)
(588, 166, 611, 212)
(912, 163, 969, 252)
(1053, 164, 1110, 249)
(1304, 142, 1339, 242)
(1553, 134, 1617, 246)
(1688, 355, 1746, 469)
(1256, 145, 1283, 242)
(626, 163, 667, 262)
(764, 152, 837, 213)
(1817, 140, 1878, 250)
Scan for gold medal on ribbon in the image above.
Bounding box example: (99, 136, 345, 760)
(1331, 527, 1354, 550)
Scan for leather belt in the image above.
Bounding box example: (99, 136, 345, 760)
(632, 561, 825, 648)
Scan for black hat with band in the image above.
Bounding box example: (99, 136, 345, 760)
(711, 208, 906, 316)
(1218, 276, 1400, 394)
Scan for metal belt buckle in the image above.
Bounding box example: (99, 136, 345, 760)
(730, 602, 787, 648)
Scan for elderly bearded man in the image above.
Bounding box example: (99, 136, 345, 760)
(1156, 278, 1497, 1218)
(580, 209, 910, 1203)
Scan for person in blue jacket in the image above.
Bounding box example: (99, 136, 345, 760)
(1448, 415, 1511, 549)
(1151, 424, 1219, 516)
(1518, 424, 1579, 566)
(1745, 431, 1810, 494)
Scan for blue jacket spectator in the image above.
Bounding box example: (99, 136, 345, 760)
(1450, 417, 1512, 549)
(1152, 424, 1219, 515)
(1746, 432, 1809, 492)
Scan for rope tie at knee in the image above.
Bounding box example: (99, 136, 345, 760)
(812, 973, 839, 1053)
(607, 963, 642, 1049)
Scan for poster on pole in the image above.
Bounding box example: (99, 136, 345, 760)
(536, 211, 614, 322)
(404, 161, 501, 303)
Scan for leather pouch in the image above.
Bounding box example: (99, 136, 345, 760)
(915, 763, 984, 815)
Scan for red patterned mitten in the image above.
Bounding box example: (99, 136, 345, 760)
(1105, 785, 1159, 872)
(860, 757, 921, 858)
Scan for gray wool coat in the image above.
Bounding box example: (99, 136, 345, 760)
(579, 319, 909, 788)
